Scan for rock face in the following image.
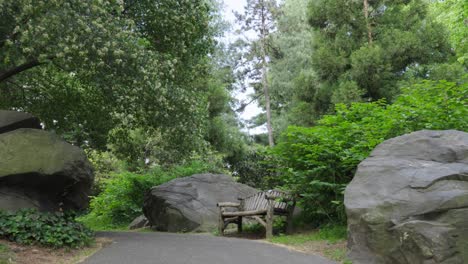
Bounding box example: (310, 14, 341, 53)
(0, 110, 41, 134)
(128, 215, 150, 230)
(345, 130, 468, 264)
(143, 173, 257, 232)
(0, 125, 94, 211)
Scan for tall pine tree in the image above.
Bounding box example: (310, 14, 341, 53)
(235, 0, 279, 146)
(308, 0, 452, 103)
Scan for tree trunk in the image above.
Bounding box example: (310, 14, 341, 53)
(363, 0, 373, 45)
(260, 2, 274, 147)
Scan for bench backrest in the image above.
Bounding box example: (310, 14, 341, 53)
(241, 190, 294, 213)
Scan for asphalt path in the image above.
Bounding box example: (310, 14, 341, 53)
(82, 231, 336, 264)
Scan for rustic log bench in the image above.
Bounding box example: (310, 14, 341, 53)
(217, 190, 296, 238)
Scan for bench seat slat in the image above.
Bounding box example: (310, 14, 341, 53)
(255, 194, 263, 209)
(222, 209, 267, 217)
(249, 193, 260, 211)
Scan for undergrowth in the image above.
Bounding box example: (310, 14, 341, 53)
(0, 209, 93, 248)
(79, 160, 225, 230)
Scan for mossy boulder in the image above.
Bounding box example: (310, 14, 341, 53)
(345, 130, 468, 264)
(0, 110, 41, 134)
(0, 128, 94, 211)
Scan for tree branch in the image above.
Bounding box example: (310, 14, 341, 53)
(0, 58, 51, 83)
(235, 92, 264, 112)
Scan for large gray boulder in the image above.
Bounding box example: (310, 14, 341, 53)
(0, 128, 94, 211)
(143, 173, 257, 232)
(345, 130, 468, 264)
(0, 110, 41, 134)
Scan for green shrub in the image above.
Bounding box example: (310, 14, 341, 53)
(270, 79, 468, 224)
(0, 209, 93, 248)
(233, 145, 277, 189)
(79, 160, 226, 230)
(86, 150, 126, 195)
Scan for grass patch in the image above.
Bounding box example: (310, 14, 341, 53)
(0, 244, 8, 253)
(268, 225, 351, 263)
(76, 216, 128, 231)
(270, 225, 347, 245)
(0, 243, 13, 264)
(324, 247, 348, 262)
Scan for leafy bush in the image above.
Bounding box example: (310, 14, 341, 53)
(233, 145, 277, 189)
(0, 210, 93, 248)
(270, 79, 468, 224)
(79, 160, 226, 230)
(86, 150, 126, 195)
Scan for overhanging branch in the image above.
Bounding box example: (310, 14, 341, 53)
(235, 92, 264, 112)
(0, 58, 51, 83)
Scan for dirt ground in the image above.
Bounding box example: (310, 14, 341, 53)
(0, 238, 112, 264)
(269, 239, 347, 261)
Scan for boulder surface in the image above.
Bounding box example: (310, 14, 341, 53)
(345, 130, 468, 264)
(0, 128, 94, 211)
(143, 173, 257, 232)
(128, 215, 150, 230)
(0, 110, 41, 134)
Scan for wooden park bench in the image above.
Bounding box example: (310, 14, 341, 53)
(217, 190, 296, 238)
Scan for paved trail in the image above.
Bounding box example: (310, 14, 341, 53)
(82, 232, 336, 264)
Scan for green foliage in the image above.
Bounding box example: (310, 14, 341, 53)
(233, 145, 277, 189)
(86, 150, 126, 194)
(270, 79, 468, 223)
(203, 45, 251, 170)
(227, 217, 287, 235)
(307, 0, 452, 103)
(80, 172, 164, 230)
(429, 0, 468, 65)
(0, 0, 225, 164)
(241, 223, 265, 234)
(232, 0, 279, 141)
(79, 160, 226, 230)
(269, 0, 325, 134)
(0, 210, 93, 248)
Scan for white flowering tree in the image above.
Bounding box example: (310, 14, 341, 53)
(0, 0, 219, 163)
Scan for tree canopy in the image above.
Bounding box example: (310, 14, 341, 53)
(308, 0, 452, 102)
(1, 0, 466, 229)
(0, 0, 236, 165)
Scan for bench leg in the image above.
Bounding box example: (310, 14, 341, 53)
(238, 216, 243, 233)
(218, 210, 224, 236)
(266, 200, 274, 239)
(286, 202, 296, 234)
(286, 215, 293, 234)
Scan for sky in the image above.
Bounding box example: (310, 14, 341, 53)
(221, 0, 267, 134)
(223, 0, 245, 22)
